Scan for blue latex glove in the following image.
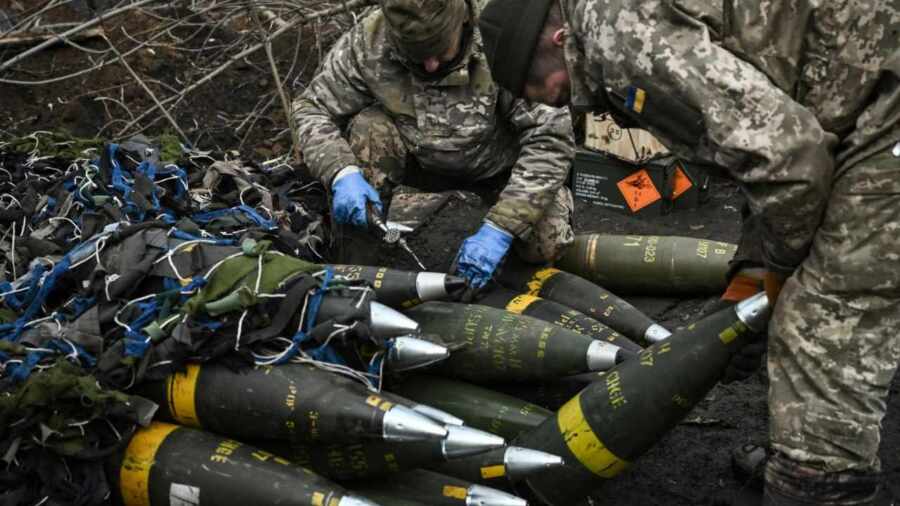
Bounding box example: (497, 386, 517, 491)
(331, 167, 382, 228)
(454, 221, 514, 289)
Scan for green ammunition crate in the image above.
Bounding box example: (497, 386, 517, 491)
(569, 148, 709, 216)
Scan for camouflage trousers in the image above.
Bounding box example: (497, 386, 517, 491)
(768, 142, 900, 474)
(347, 106, 574, 263)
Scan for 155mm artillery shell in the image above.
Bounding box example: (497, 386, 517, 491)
(349, 469, 527, 506)
(252, 425, 505, 481)
(430, 446, 564, 488)
(405, 302, 622, 382)
(112, 422, 378, 506)
(512, 293, 771, 505)
(330, 265, 466, 308)
(499, 262, 670, 345)
(139, 363, 447, 445)
(478, 288, 642, 353)
(558, 234, 738, 295)
(389, 374, 551, 440)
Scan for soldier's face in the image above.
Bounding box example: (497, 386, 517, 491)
(524, 69, 571, 107)
(420, 23, 465, 74)
(522, 27, 571, 107)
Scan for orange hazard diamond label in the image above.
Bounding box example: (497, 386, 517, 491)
(671, 164, 694, 199)
(617, 169, 662, 212)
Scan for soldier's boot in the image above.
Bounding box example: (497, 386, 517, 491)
(763, 452, 893, 506)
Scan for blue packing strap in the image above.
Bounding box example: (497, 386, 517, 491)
(7, 350, 46, 382)
(123, 299, 160, 358)
(47, 338, 97, 369)
(191, 205, 277, 230)
(67, 296, 96, 320)
(0, 256, 72, 341)
(308, 342, 346, 365)
(15, 264, 49, 311)
(303, 267, 333, 334)
(106, 144, 143, 220)
(156, 164, 189, 198)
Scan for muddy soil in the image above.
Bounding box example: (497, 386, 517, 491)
(1, 4, 897, 505)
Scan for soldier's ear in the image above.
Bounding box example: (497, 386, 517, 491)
(551, 28, 567, 47)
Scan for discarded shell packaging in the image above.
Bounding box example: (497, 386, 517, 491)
(478, 287, 643, 353)
(111, 421, 379, 506)
(499, 262, 671, 345)
(405, 302, 621, 382)
(389, 374, 552, 440)
(349, 469, 528, 506)
(252, 425, 506, 481)
(139, 363, 447, 445)
(385, 335, 451, 371)
(430, 446, 565, 488)
(330, 265, 466, 308)
(558, 234, 738, 295)
(511, 293, 771, 505)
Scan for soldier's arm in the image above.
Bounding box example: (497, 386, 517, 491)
(486, 96, 575, 239)
(292, 23, 375, 185)
(580, 2, 836, 274)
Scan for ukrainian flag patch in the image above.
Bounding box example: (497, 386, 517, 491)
(625, 86, 646, 114)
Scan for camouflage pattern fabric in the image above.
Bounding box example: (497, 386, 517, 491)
(557, 0, 900, 475)
(347, 105, 574, 262)
(292, 1, 575, 244)
(769, 145, 900, 474)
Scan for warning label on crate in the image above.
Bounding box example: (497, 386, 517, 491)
(572, 171, 627, 211)
(617, 169, 662, 212)
(671, 165, 694, 198)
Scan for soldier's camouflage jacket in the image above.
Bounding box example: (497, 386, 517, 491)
(560, 0, 900, 274)
(293, 1, 575, 240)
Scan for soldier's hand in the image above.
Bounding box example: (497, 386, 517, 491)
(332, 166, 382, 228)
(453, 221, 513, 289)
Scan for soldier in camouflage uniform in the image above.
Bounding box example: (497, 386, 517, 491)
(478, 0, 900, 504)
(292, 0, 575, 288)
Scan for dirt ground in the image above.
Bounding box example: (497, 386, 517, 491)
(1, 3, 898, 505)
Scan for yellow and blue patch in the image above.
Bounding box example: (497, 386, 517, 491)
(624, 86, 646, 114)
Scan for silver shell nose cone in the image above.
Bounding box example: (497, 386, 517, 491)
(442, 425, 506, 459)
(503, 447, 565, 479)
(643, 323, 672, 343)
(370, 301, 420, 338)
(386, 336, 450, 372)
(415, 272, 451, 301)
(586, 340, 621, 371)
(382, 405, 449, 442)
(735, 292, 771, 333)
(412, 404, 465, 426)
(338, 495, 382, 506)
(466, 485, 528, 506)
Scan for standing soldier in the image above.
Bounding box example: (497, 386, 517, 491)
(292, 0, 576, 289)
(476, 0, 900, 505)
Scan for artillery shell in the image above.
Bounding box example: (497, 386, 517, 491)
(499, 262, 670, 344)
(479, 288, 643, 353)
(251, 425, 505, 481)
(139, 363, 447, 445)
(389, 374, 551, 440)
(430, 446, 565, 487)
(511, 293, 771, 505)
(349, 469, 527, 506)
(330, 265, 465, 308)
(112, 422, 378, 506)
(406, 302, 616, 382)
(558, 234, 738, 295)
